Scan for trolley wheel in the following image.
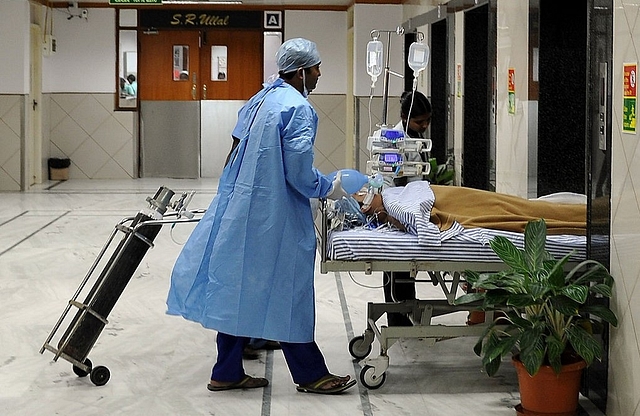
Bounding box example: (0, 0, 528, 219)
(90, 366, 110, 386)
(359, 365, 386, 389)
(72, 358, 92, 378)
(348, 335, 372, 359)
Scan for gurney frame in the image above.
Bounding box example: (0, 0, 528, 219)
(315, 199, 576, 389)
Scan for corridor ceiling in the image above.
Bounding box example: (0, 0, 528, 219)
(66, 0, 368, 9)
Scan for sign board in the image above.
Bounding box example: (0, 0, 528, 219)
(264, 11, 282, 29)
(508, 68, 515, 115)
(623, 63, 637, 133)
(140, 10, 262, 29)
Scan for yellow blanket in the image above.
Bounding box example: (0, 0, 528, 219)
(430, 186, 586, 235)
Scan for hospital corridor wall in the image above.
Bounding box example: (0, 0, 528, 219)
(1, 0, 640, 414)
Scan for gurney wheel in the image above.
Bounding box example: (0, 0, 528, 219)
(72, 358, 92, 378)
(360, 365, 385, 389)
(90, 365, 110, 386)
(348, 336, 372, 359)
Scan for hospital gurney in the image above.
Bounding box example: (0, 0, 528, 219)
(40, 186, 203, 386)
(315, 198, 586, 389)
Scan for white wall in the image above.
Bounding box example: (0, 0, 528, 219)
(42, 8, 115, 93)
(494, 0, 529, 198)
(285, 10, 348, 94)
(0, 0, 30, 94)
(353, 4, 404, 97)
(608, 3, 640, 414)
(41, 9, 346, 94)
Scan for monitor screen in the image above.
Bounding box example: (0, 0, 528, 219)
(381, 153, 402, 164)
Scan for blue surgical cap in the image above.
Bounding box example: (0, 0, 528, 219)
(276, 38, 321, 74)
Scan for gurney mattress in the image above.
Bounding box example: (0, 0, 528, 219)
(328, 227, 586, 262)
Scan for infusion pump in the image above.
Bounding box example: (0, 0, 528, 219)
(366, 128, 432, 179)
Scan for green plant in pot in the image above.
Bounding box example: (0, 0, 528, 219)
(455, 218, 618, 415)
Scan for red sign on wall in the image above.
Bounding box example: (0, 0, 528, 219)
(624, 63, 637, 98)
(623, 63, 637, 133)
(508, 68, 515, 114)
(508, 68, 515, 92)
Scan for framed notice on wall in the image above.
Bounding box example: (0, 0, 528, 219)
(508, 68, 515, 115)
(623, 63, 637, 133)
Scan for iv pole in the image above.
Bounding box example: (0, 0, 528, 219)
(370, 27, 405, 127)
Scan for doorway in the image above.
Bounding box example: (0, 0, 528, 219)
(138, 30, 200, 178)
(462, 2, 495, 191)
(138, 29, 263, 178)
(199, 29, 263, 178)
(536, 1, 587, 196)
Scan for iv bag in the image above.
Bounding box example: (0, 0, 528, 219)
(366, 40, 383, 79)
(408, 42, 430, 74)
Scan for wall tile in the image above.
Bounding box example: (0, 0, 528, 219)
(68, 95, 111, 135)
(0, 95, 22, 191)
(0, 121, 20, 166)
(71, 138, 111, 178)
(610, 1, 640, 413)
(45, 93, 135, 181)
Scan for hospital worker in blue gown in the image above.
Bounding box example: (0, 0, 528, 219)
(166, 38, 357, 394)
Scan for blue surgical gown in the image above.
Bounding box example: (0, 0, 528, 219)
(166, 78, 333, 343)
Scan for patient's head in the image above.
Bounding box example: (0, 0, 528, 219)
(352, 191, 406, 230)
(353, 191, 388, 221)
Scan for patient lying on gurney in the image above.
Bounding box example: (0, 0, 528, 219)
(351, 181, 586, 239)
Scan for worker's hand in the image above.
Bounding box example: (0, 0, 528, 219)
(326, 171, 349, 200)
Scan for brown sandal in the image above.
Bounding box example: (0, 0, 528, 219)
(207, 375, 269, 391)
(296, 374, 357, 394)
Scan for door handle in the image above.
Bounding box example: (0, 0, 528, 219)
(202, 84, 207, 100)
(191, 72, 197, 100)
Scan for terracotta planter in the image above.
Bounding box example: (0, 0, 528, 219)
(466, 310, 506, 325)
(512, 355, 586, 415)
(466, 310, 486, 325)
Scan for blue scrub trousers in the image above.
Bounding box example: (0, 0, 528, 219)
(211, 332, 329, 385)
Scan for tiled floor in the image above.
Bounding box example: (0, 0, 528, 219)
(0, 179, 604, 415)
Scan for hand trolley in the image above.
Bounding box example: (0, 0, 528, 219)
(40, 186, 203, 386)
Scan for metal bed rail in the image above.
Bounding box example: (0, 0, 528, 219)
(314, 197, 580, 389)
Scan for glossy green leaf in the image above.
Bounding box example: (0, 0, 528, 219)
(581, 304, 619, 326)
(566, 325, 602, 365)
(490, 236, 526, 271)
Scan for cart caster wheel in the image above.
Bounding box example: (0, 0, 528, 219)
(349, 335, 372, 359)
(90, 366, 110, 386)
(72, 358, 92, 378)
(360, 365, 386, 389)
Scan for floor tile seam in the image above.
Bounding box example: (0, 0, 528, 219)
(261, 349, 274, 416)
(334, 270, 373, 416)
(0, 211, 28, 227)
(0, 211, 70, 257)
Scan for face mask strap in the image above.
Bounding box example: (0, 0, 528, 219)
(300, 68, 308, 98)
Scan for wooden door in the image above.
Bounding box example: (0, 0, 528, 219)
(138, 30, 201, 101)
(200, 29, 264, 100)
